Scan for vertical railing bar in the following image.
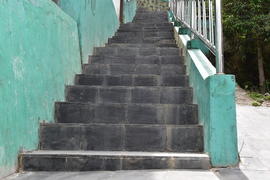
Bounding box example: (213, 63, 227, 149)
(208, 0, 212, 42)
(194, 0, 197, 32)
(211, 0, 215, 45)
(215, 0, 224, 73)
(202, 0, 207, 38)
(187, 0, 190, 26)
(198, 0, 202, 34)
(184, 0, 186, 22)
(191, 0, 194, 30)
(186, 0, 189, 25)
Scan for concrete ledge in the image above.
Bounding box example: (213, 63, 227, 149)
(169, 12, 239, 167)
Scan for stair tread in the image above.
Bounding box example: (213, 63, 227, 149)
(41, 122, 202, 127)
(22, 150, 209, 158)
(66, 85, 192, 90)
(88, 55, 184, 63)
(56, 101, 196, 106)
(76, 74, 187, 78)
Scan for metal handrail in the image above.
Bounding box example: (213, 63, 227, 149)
(169, 0, 224, 73)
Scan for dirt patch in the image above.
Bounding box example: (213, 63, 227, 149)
(236, 85, 270, 107)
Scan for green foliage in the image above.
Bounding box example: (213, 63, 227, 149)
(265, 95, 270, 101)
(223, 0, 270, 41)
(249, 92, 264, 100)
(248, 91, 270, 106)
(223, 0, 270, 90)
(252, 101, 262, 106)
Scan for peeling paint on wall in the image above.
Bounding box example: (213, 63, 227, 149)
(12, 57, 25, 81)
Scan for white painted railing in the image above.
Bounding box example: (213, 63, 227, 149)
(169, 0, 224, 73)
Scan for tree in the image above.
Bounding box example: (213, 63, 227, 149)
(223, 0, 270, 92)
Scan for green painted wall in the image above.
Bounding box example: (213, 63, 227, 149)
(123, 0, 137, 23)
(185, 51, 239, 167)
(59, 0, 137, 63)
(0, 0, 81, 178)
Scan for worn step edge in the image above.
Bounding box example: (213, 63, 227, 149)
(55, 101, 198, 125)
(88, 55, 184, 64)
(66, 85, 192, 90)
(82, 64, 186, 76)
(75, 74, 189, 87)
(41, 122, 202, 128)
(55, 101, 197, 107)
(20, 151, 210, 171)
(21, 150, 209, 158)
(20, 151, 210, 170)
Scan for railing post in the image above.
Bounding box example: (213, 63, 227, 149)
(215, 0, 224, 73)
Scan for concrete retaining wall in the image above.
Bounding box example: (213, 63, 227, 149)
(0, 0, 81, 178)
(123, 0, 137, 23)
(59, 0, 137, 63)
(169, 14, 239, 167)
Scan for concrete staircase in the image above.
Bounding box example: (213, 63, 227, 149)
(20, 8, 210, 171)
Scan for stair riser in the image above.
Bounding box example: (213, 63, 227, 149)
(107, 41, 177, 47)
(65, 86, 193, 104)
(106, 43, 178, 48)
(55, 103, 198, 125)
(116, 31, 174, 38)
(112, 35, 174, 41)
(75, 75, 188, 87)
(108, 38, 175, 44)
(93, 47, 180, 57)
(83, 64, 186, 76)
(40, 124, 203, 152)
(121, 23, 173, 28)
(133, 19, 169, 23)
(89, 55, 184, 65)
(118, 29, 174, 33)
(22, 155, 210, 171)
(118, 25, 174, 31)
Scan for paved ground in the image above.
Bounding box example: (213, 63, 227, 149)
(5, 170, 219, 180)
(4, 105, 270, 180)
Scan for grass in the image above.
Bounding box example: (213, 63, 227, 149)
(248, 92, 270, 106)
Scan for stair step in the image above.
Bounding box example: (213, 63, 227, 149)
(39, 123, 203, 152)
(55, 102, 198, 125)
(82, 64, 186, 76)
(108, 37, 175, 44)
(21, 151, 210, 171)
(89, 55, 184, 65)
(65, 86, 193, 104)
(121, 22, 173, 27)
(118, 26, 174, 32)
(113, 34, 174, 40)
(115, 31, 174, 38)
(93, 47, 180, 56)
(107, 42, 178, 48)
(75, 74, 188, 87)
